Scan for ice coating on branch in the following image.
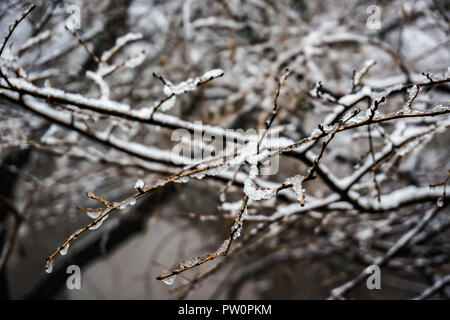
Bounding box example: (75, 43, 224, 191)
(244, 178, 276, 200)
(89, 214, 108, 230)
(163, 68, 224, 96)
(101, 33, 143, 62)
(119, 198, 136, 209)
(8, 78, 130, 113)
(311, 128, 323, 137)
(174, 176, 189, 183)
(216, 239, 231, 255)
(167, 78, 198, 95)
(338, 85, 372, 106)
(45, 260, 53, 273)
(177, 257, 200, 269)
(232, 223, 242, 239)
(60, 244, 69, 256)
(134, 179, 144, 190)
(199, 69, 224, 81)
(231, 208, 248, 240)
(243, 163, 275, 200)
(162, 275, 176, 285)
(228, 137, 259, 167)
(16, 30, 51, 54)
(407, 85, 419, 101)
(353, 59, 376, 86)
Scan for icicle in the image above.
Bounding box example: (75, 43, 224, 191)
(89, 219, 103, 230)
(290, 175, 305, 206)
(89, 214, 108, 230)
(60, 244, 70, 256)
(45, 260, 54, 274)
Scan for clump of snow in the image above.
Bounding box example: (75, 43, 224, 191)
(159, 95, 176, 111)
(244, 177, 276, 201)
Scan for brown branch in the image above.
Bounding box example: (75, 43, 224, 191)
(65, 25, 100, 64)
(0, 5, 36, 88)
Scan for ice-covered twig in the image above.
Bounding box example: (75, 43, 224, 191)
(65, 25, 100, 64)
(0, 5, 36, 88)
(329, 205, 445, 299)
(413, 275, 450, 300)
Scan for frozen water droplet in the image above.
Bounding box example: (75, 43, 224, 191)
(87, 210, 102, 219)
(437, 198, 444, 207)
(118, 198, 136, 210)
(135, 179, 144, 190)
(45, 260, 53, 274)
(89, 217, 106, 230)
(175, 176, 189, 183)
(162, 275, 176, 285)
(60, 244, 70, 256)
